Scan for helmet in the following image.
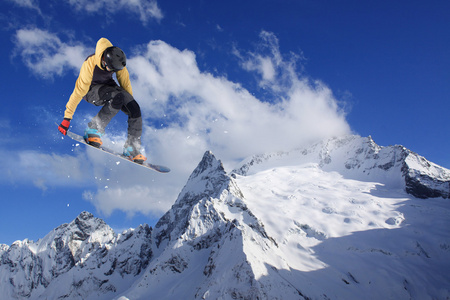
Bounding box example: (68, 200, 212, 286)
(102, 46, 126, 71)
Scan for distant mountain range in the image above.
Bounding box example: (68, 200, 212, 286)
(1, 135, 449, 299)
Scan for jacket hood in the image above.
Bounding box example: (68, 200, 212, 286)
(94, 38, 114, 69)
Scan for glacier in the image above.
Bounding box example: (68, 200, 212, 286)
(1, 135, 449, 299)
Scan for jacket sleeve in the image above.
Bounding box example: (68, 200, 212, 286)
(64, 58, 94, 119)
(116, 67, 133, 96)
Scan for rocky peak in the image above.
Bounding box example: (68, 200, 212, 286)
(152, 150, 259, 254)
(41, 211, 114, 263)
(181, 150, 230, 201)
(126, 151, 279, 300)
(153, 151, 233, 248)
(189, 150, 225, 180)
(71, 211, 110, 240)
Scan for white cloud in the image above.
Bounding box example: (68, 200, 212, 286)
(0, 149, 91, 191)
(129, 34, 350, 164)
(8, 0, 41, 13)
(235, 31, 306, 93)
(67, 0, 163, 24)
(13, 28, 91, 78)
(238, 32, 283, 85)
(12, 29, 351, 218)
(83, 185, 168, 218)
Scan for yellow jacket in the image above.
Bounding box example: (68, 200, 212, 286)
(64, 38, 133, 119)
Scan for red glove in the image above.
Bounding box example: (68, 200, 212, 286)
(58, 118, 71, 135)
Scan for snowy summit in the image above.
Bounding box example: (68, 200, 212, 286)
(1, 135, 449, 299)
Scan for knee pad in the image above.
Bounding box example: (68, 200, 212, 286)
(125, 100, 142, 119)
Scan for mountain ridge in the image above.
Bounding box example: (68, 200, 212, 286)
(233, 135, 450, 199)
(1, 135, 449, 299)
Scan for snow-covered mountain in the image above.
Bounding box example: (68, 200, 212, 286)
(1, 135, 449, 299)
(0, 212, 152, 299)
(234, 135, 450, 199)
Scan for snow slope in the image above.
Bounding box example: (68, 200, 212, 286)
(1, 135, 449, 299)
(237, 164, 449, 299)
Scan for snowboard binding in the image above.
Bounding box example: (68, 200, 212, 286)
(84, 128, 103, 148)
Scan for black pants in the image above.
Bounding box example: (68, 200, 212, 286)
(85, 84, 143, 149)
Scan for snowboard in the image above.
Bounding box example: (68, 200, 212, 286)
(65, 130, 170, 173)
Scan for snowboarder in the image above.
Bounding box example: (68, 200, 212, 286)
(58, 37, 146, 164)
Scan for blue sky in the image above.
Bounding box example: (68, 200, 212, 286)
(0, 0, 449, 245)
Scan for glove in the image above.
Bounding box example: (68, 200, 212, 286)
(58, 118, 71, 135)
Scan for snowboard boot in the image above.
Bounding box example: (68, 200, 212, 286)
(123, 143, 147, 164)
(84, 128, 103, 148)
